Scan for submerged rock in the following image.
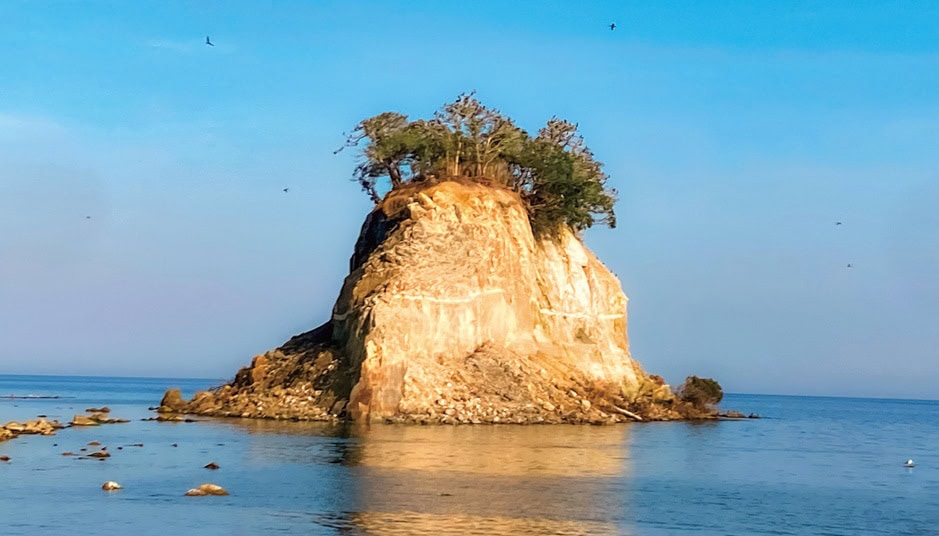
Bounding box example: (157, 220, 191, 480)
(164, 181, 715, 423)
(204, 462, 220, 470)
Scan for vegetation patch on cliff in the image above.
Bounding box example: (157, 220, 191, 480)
(337, 92, 617, 237)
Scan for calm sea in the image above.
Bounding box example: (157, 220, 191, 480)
(0, 374, 937, 535)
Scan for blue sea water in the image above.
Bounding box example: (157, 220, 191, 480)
(0, 375, 937, 535)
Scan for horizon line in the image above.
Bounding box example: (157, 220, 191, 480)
(1, 373, 936, 403)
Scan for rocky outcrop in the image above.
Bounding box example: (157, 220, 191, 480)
(70, 413, 129, 426)
(168, 181, 711, 423)
(1, 419, 61, 441)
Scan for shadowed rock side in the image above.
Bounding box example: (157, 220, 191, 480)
(169, 181, 713, 423)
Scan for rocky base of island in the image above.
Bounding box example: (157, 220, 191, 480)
(158, 325, 720, 425)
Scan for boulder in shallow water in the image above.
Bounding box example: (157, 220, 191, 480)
(185, 483, 229, 496)
(204, 462, 220, 470)
(159, 389, 187, 413)
(85, 407, 110, 413)
(70, 415, 99, 426)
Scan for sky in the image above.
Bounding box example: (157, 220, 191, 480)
(1, 1, 938, 398)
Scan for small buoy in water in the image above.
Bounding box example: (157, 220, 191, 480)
(904, 459, 916, 468)
(101, 481, 122, 491)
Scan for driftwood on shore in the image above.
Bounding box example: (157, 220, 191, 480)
(611, 406, 644, 421)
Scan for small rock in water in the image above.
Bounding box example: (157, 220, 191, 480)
(61, 452, 75, 456)
(88, 451, 110, 459)
(171, 443, 178, 448)
(85, 407, 110, 413)
(88, 441, 101, 446)
(70, 415, 99, 427)
(204, 462, 220, 470)
(0, 456, 10, 462)
(101, 481, 122, 491)
(185, 483, 229, 496)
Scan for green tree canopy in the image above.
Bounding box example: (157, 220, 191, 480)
(338, 92, 617, 236)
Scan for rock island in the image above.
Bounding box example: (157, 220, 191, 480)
(161, 94, 720, 424)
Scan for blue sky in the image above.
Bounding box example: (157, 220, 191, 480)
(1, 1, 937, 398)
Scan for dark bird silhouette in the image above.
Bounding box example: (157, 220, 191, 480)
(847, 263, 853, 268)
(283, 188, 289, 193)
(85, 216, 91, 220)
(835, 221, 842, 226)
(609, 23, 616, 31)
(205, 35, 214, 46)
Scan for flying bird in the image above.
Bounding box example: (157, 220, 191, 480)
(846, 263, 852, 268)
(205, 35, 214, 46)
(609, 23, 616, 31)
(85, 216, 91, 220)
(283, 188, 289, 193)
(835, 221, 842, 226)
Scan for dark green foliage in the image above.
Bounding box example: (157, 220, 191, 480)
(678, 376, 724, 407)
(339, 93, 617, 237)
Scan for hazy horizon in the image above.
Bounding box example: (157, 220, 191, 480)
(2, 1, 938, 399)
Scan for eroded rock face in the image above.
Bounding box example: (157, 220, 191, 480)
(168, 181, 705, 423)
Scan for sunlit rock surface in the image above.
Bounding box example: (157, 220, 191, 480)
(170, 181, 702, 423)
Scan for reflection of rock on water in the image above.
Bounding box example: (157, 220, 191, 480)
(214, 420, 635, 534)
(316, 511, 620, 536)
(344, 425, 632, 535)
(355, 425, 628, 477)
